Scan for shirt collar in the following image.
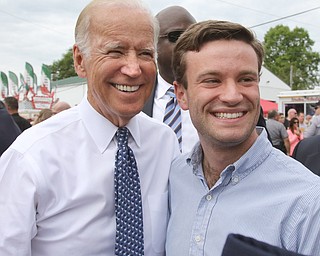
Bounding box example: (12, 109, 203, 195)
(79, 97, 142, 153)
(187, 127, 272, 180)
(155, 74, 172, 100)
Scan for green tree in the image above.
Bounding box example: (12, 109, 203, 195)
(49, 48, 77, 81)
(263, 25, 320, 90)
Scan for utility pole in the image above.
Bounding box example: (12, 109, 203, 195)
(289, 65, 293, 88)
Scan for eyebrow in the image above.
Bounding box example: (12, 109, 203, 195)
(103, 41, 123, 49)
(101, 41, 155, 53)
(196, 70, 259, 80)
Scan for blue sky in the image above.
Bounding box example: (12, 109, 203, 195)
(0, 0, 319, 79)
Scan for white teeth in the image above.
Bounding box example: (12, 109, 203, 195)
(115, 84, 139, 92)
(215, 112, 244, 119)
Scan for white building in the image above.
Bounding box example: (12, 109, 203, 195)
(259, 66, 291, 102)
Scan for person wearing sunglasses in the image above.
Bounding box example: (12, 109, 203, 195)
(287, 117, 303, 156)
(0, 0, 180, 255)
(304, 100, 320, 138)
(143, 6, 198, 153)
(143, 6, 272, 153)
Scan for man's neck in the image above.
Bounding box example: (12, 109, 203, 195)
(8, 110, 18, 115)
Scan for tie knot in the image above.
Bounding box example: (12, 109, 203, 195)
(116, 127, 129, 146)
(166, 86, 176, 98)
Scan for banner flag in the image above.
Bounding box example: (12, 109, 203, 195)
(0, 71, 8, 99)
(8, 71, 19, 97)
(40, 64, 52, 95)
(19, 73, 26, 91)
(33, 73, 38, 93)
(25, 62, 35, 99)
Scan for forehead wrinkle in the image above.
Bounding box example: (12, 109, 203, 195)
(103, 41, 123, 49)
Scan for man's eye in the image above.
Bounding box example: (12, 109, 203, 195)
(240, 77, 257, 83)
(205, 79, 220, 84)
(140, 51, 154, 59)
(107, 50, 122, 55)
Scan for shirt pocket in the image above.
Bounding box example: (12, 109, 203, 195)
(148, 191, 169, 253)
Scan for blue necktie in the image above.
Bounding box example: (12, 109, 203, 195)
(163, 86, 182, 151)
(114, 127, 144, 256)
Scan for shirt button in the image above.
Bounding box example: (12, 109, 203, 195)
(206, 194, 212, 201)
(232, 175, 239, 184)
(194, 235, 201, 243)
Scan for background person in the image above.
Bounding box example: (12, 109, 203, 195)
(0, 100, 21, 156)
(4, 96, 32, 132)
(266, 109, 290, 154)
(52, 101, 71, 114)
(287, 117, 303, 156)
(304, 100, 320, 138)
(33, 108, 54, 125)
(284, 108, 297, 129)
(304, 114, 312, 127)
(143, 6, 271, 152)
(0, 0, 179, 255)
(166, 20, 320, 256)
(143, 5, 198, 153)
(297, 112, 306, 133)
(292, 135, 320, 176)
(278, 112, 285, 125)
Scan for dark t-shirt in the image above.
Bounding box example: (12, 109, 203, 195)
(11, 113, 32, 132)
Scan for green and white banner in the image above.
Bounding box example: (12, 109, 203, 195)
(0, 71, 8, 99)
(8, 71, 19, 97)
(40, 64, 51, 95)
(25, 62, 36, 99)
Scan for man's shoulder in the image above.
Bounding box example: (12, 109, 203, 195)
(267, 119, 282, 128)
(11, 110, 81, 153)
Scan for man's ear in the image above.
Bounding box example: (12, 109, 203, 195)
(73, 44, 87, 78)
(174, 81, 188, 111)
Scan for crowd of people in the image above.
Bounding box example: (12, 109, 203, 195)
(0, 0, 320, 256)
(0, 97, 71, 156)
(266, 102, 320, 175)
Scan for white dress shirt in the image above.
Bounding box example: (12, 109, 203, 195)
(0, 98, 180, 256)
(153, 74, 199, 153)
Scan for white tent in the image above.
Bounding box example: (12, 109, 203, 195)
(259, 66, 291, 102)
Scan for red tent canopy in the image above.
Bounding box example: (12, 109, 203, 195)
(260, 99, 278, 115)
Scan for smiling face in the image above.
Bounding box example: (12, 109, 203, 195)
(74, 5, 156, 127)
(175, 39, 260, 149)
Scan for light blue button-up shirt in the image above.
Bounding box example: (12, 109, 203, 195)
(166, 128, 320, 256)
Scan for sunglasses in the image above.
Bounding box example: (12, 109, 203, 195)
(159, 30, 185, 43)
(293, 121, 299, 124)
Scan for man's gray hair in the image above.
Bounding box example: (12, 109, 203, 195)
(74, 0, 159, 58)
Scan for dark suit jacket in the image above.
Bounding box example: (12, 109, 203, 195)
(222, 234, 307, 256)
(0, 106, 21, 156)
(292, 135, 320, 176)
(142, 77, 157, 117)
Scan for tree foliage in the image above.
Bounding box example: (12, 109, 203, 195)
(49, 48, 77, 81)
(263, 25, 320, 90)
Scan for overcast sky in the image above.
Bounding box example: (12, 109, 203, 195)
(0, 0, 319, 80)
